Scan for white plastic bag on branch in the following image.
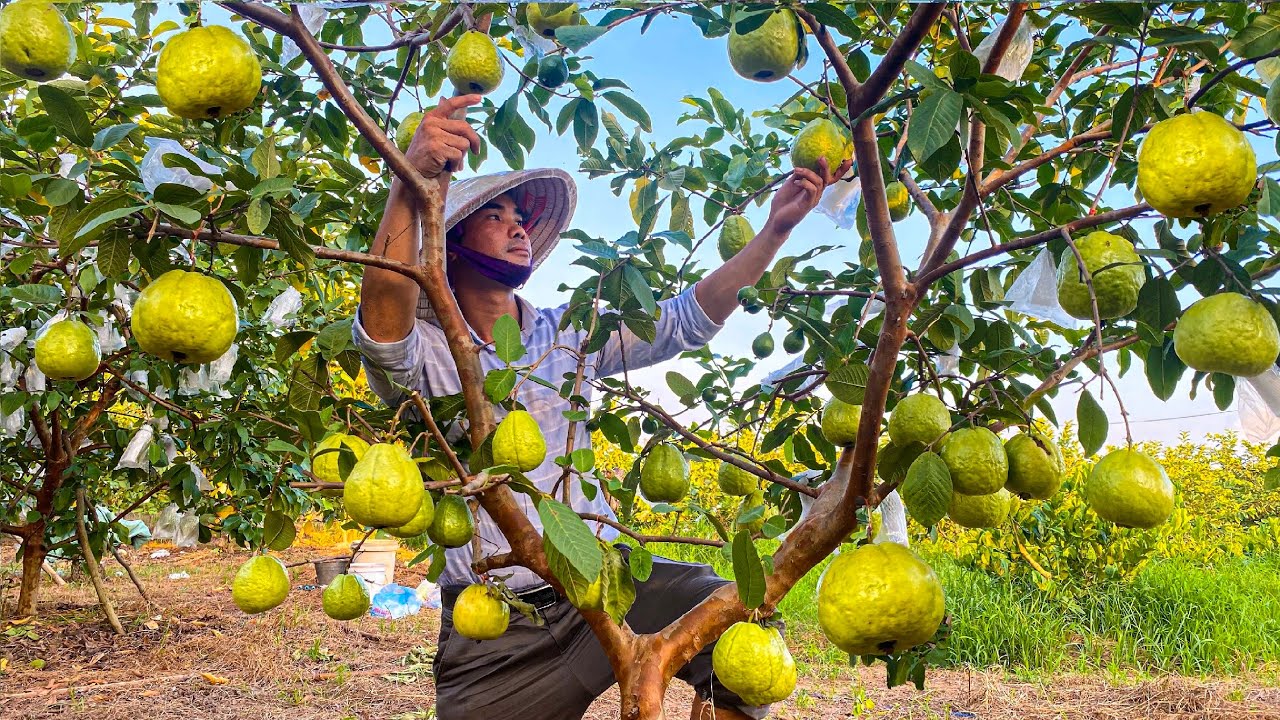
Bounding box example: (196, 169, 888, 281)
(281, 4, 327, 65)
(23, 363, 45, 392)
(117, 423, 155, 471)
(31, 309, 69, 348)
(178, 365, 213, 396)
(192, 463, 213, 493)
(262, 286, 303, 330)
(0, 409, 22, 437)
(1005, 248, 1082, 329)
(207, 343, 238, 396)
(972, 15, 1034, 82)
(1240, 368, 1280, 444)
(935, 342, 960, 377)
(140, 137, 224, 194)
(93, 310, 125, 353)
(873, 490, 910, 547)
(159, 433, 179, 464)
(816, 176, 861, 230)
(153, 503, 180, 541)
(1, 326, 27, 390)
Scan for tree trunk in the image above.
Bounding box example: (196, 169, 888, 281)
(617, 645, 671, 720)
(16, 524, 46, 617)
(76, 487, 124, 635)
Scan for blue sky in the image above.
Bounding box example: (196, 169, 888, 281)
(140, 4, 1277, 444)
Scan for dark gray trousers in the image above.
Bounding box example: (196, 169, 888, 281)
(433, 552, 768, 720)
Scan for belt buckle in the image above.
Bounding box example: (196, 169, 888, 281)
(518, 584, 558, 611)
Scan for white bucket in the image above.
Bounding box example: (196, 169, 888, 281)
(351, 538, 398, 585)
(349, 561, 388, 592)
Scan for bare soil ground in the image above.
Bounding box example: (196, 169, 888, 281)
(2, 543, 1279, 720)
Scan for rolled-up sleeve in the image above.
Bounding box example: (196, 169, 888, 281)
(592, 282, 723, 377)
(351, 306, 433, 406)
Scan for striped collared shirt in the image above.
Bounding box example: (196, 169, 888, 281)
(352, 284, 723, 590)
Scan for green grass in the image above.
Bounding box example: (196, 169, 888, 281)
(634, 540, 1280, 678)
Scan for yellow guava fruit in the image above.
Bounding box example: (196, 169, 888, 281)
(322, 574, 370, 621)
(0, 0, 76, 82)
(312, 433, 370, 483)
(717, 461, 758, 496)
(1173, 292, 1280, 377)
(343, 443, 424, 528)
(232, 555, 290, 614)
(396, 111, 423, 153)
(639, 443, 690, 503)
(718, 214, 754, 261)
(492, 409, 547, 472)
(131, 269, 238, 364)
(1084, 448, 1175, 529)
(821, 398, 863, 447)
(791, 118, 853, 174)
(34, 319, 100, 381)
(886, 181, 911, 221)
(156, 25, 262, 120)
(817, 542, 944, 656)
(428, 494, 475, 548)
(526, 3, 579, 39)
(948, 488, 1013, 529)
(712, 622, 797, 705)
(446, 31, 504, 95)
(1055, 231, 1145, 320)
(940, 427, 1008, 495)
(385, 493, 435, 539)
(727, 8, 800, 83)
(453, 584, 510, 640)
(1136, 112, 1257, 218)
(1004, 432, 1064, 500)
(887, 394, 951, 447)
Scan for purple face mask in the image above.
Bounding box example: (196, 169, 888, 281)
(447, 241, 533, 289)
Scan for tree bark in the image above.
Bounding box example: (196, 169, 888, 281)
(109, 544, 152, 606)
(75, 487, 124, 635)
(15, 526, 45, 617)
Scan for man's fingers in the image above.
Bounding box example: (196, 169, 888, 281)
(433, 94, 482, 117)
(791, 167, 823, 187)
(433, 118, 483, 152)
(433, 133, 474, 155)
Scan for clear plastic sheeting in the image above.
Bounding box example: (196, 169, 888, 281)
(94, 309, 125, 353)
(816, 176, 861, 230)
(1005, 247, 1081, 329)
(507, 10, 557, 61)
(1240, 367, 1280, 444)
(972, 16, 1035, 82)
(262, 286, 303, 329)
(31, 310, 69, 346)
(192, 463, 213, 493)
(140, 137, 224, 194)
(1, 326, 28, 389)
(873, 490, 910, 547)
(207, 343, 239, 396)
(153, 503, 199, 548)
(936, 342, 961, 377)
(281, 4, 327, 64)
(23, 364, 45, 393)
(117, 423, 156, 471)
(178, 365, 213, 396)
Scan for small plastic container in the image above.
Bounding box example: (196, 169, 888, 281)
(351, 538, 398, 585)
(313, 557, 350, 586)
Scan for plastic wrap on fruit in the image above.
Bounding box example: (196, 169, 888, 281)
(0, 326, 27, 390)
(873, 490, 910, 547)
(973, 16, 1034, 82)
(94, 310, 125, 353)
(1005, 247, 1081, 329)
(140, 137, 224, 194)
(117, 423, 156, 470)
(1240, 367, 1280, 444)
(281, 4, 326, 65)
(178, 364, 212, 395)
(816, 174, 860, 230)
(262, 286, 303, 330)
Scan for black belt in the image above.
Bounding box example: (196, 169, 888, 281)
(442, 583, 562, 612)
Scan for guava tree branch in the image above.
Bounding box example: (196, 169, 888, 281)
(1187, 48, 1280, 109)
(850, 4, 948, 115)
(68, 377, 121, 454)
(914, 202, 1151, 288)
(576, 513, 725, 548)
(983, 123, 1113, 195)
(314, 6, 462, 52)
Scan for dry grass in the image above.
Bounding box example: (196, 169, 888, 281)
(2, 542, 1279, 720)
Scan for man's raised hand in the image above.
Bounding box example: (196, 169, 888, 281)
(402, 94, 484, 178)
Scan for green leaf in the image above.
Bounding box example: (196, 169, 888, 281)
(1135, 277, 1180, 331)
(10, 284, 63, 305)
(731, 530, 765, 609)
(1071, 4, 1144, 28)
(492, 314, 524, 364)
(38, 85, 93, 146)
(622, 264, 658, 316)
(573, 100, 599, 151)
(267, 214, 315, 268)
(73, 205, 146, 241)
(803, 3, 860, 39)
(628, 545, 653, 581)
(287, 353, 329, 412)
(92, 122, 138, 151)
(96, 233, 131, 277)
(154, 201, 202, 225)
(877, 440, 926, 486)
(907, 89, 962, 163)
(569, 448, 595, 473)
(601, 91, 652, 132)
(1260, 178, 1280, 218)
(1264, 467, 1280, 491)
(600, 546, 636, 624)
(597, 412, 634, 452)
(1145, 340, 1185, 402)
(826, 363, 870, 405)
(900, 452, 952, 527)
(1234, 9, 1280, 57)
(43, 178, 80, 206)
(315, 319, 353, 360)
(247, 197, 271, 235)
(262, 511, 296, 551)
(666, 371, 696, 400)
(555, 24, 609, 51)
(484, 368, 517, 403)
(538, 498, 603, 581)
(1076, 389, 1107, 457)
(1212, 373, 1236, 412)
(251, 135, 280, 180)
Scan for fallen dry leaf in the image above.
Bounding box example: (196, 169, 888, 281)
(201, 673, 229, 685)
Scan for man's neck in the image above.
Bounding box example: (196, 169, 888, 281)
(453, 276, 520, 343)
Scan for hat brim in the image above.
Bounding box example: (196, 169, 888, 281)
(416, 168, 576, 321)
